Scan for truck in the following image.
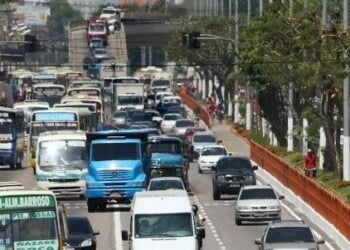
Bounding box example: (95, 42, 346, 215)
(122, 190, 205, 250)
(149, 71, 173, 93)
(85, 129, 150, 211)
(148, 136, 190, 190)
(114, 83, 145, 111)
(86, 19, 109, 46)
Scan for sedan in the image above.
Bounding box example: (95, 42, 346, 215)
(173, 119, 195, 136)
(92, 47, 108, 60)
(255, 220, 325, 250)
(66, 215, 100, 250)
(198, 145, 229, 173)
(160, 113, 183, 134)
(234, 185, 284, 225)
(147, 177, 186, 191)
(89, 37, 104, 51)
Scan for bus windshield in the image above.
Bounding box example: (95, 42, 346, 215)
(38, 139, 86, 170)
(0, 119, 13, 136)
(0, 194, 59, 250)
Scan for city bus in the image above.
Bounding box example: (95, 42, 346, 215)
(60, 95, 104, 123)
(25, 83, 66, 107)
(0, 182, 69, 250)
(28, 109, 80, 174)
(0, 107, 25, 169)
(35, 130, 87, 198)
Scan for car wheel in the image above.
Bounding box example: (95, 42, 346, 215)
(98, 202, 107, 211)
(87, 199, 98, 212)
(213, 188, 220, 200)
(198, 167, 202, 174)
(235, 218, 242, 225)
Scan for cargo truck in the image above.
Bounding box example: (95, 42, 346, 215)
(114, 83, 144, 111)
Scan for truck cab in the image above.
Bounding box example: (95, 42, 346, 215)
(122, 190, 205, 250)
(85, 130, 150, 211)
(148, 136, 189, 189)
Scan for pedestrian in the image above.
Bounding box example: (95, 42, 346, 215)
(304, 148, 316, 177)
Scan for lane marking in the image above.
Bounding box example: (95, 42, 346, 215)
(193, 195, 227, 250)
(114, 211, 123, 250)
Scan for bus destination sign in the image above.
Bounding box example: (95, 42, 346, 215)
(0, 195, 56, 210)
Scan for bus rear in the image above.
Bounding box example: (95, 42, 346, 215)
(0, 187, 62, 250)
(0, 107, 25, 170)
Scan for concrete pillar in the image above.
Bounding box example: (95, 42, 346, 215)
(234, 94, 240, 123)
(202, 77, 206, 100)
(228, 94, 233, 117)
(302, 118, 308, 155)
(262, 118, 267, 137)
(208, 79, 213, 97)
(319, 126, 326, 170)
(148, 46, 152, 65)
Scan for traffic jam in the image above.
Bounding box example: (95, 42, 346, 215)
(0, 4, 336, 250)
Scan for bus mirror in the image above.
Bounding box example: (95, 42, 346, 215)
(26, 127, 30, 134)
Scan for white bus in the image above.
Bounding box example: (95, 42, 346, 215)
(35, 130, 87, 198)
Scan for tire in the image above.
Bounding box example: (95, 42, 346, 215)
(9, 153, 16, 170)
(198, 167, 202, 174)
(213, 188, 220, 200)
(98, 202, 107, 211)
(235, 219, 242, 225)
(16, 153, 22, 169)
(87, 199, 98, 212)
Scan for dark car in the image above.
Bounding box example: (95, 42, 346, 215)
(255, 220, 325, 250)
(164, 105, 187, 118)
(66, 215, 100, 250)
(212, 156, 258, 200)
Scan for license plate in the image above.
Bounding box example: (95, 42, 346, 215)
(110, 192, 121, 198)
(254, 213, 266, 217)
(230, 183, 240, 187)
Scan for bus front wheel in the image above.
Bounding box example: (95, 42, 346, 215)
(87, 199, 98, 212)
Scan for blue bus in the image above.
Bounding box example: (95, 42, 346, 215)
(0, 107, 25, 169)
(28, 109, 79, 174)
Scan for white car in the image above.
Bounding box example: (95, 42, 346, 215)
(173, 119, 195, 136)
(160, 113, 182, 134)
(198, 145, 230, 173)
(234, 185, 284, 225)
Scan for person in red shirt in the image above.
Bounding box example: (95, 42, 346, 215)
(304, 148, 316, 177)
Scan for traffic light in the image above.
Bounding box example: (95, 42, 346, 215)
(182, 32, 201, 49)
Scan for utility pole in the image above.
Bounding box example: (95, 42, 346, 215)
(234, 0, 240, 124)
(287, 0, 294, 152)
(343, 0, 350, 180)
(259, 0, 263, 17)
(246, 0, 252, 130)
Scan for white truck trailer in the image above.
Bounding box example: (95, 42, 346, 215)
(114, 83, 145, 111)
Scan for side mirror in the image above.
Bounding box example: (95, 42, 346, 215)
(93, 230, 100, 236)
(192, 204, 198, 215)
(121, 230, 129, 241)
(26, 126, 30, 134)
(254, 238, 262, 245)
(228, 152, 234, 156)
(317, 238, 325, 245)
(197, 227, 205, 239)
(212, 166, 217, 171)
(252, 165, 258, 170)
(279, 195, 285, 200)
(217, 140, 222, 144)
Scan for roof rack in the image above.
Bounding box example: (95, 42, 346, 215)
(0, 181, 24, 191)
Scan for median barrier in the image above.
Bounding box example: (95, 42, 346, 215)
(251, 141, 350, 247)
(179, 93, 210, 128)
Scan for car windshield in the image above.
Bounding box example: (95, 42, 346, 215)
(239, 188, 277, 200)
(92, 142, 140, 161)
(113, 112, 127, 118)
(148, 180, 184, 191)
(164, 115, 181, 121)
(265, 227, 314, 243)
(135, 213, 193, 238)
(68, 218, 92, 235)
(150, 142, 181, 154)
(193, 134, 216, 143)
(176, 120, 194, 127)
(201, 147, 226, 156)
(217, 158, 252, 170)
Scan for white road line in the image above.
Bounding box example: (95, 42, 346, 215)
(114, 211, 123, 250)
(257, 180, 335, 250)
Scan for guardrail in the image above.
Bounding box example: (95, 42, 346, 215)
(251, 141, 350, 241)
(179, 93, 210, 128)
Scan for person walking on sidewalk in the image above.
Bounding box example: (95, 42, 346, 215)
(304, 148, 317, 177)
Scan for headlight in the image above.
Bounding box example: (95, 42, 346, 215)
(244, 175, 254, 181)
(86, 182, 98, 189)
(217, 175, 225, 181)
(80, 238, 92, 247)
(237, 206, 250, 211)
(268, 205, 280, 210)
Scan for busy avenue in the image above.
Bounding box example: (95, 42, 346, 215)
(0, 1, 347, 250)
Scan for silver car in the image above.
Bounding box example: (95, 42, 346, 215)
(173, 119, 195, 136)
(147, 177, 185, 191)
(255, 220, 325, 250)
(234, 185, 284, 225)
(190, 131, 221, 159)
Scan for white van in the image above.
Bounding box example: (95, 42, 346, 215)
(122, 190, 205, 250)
